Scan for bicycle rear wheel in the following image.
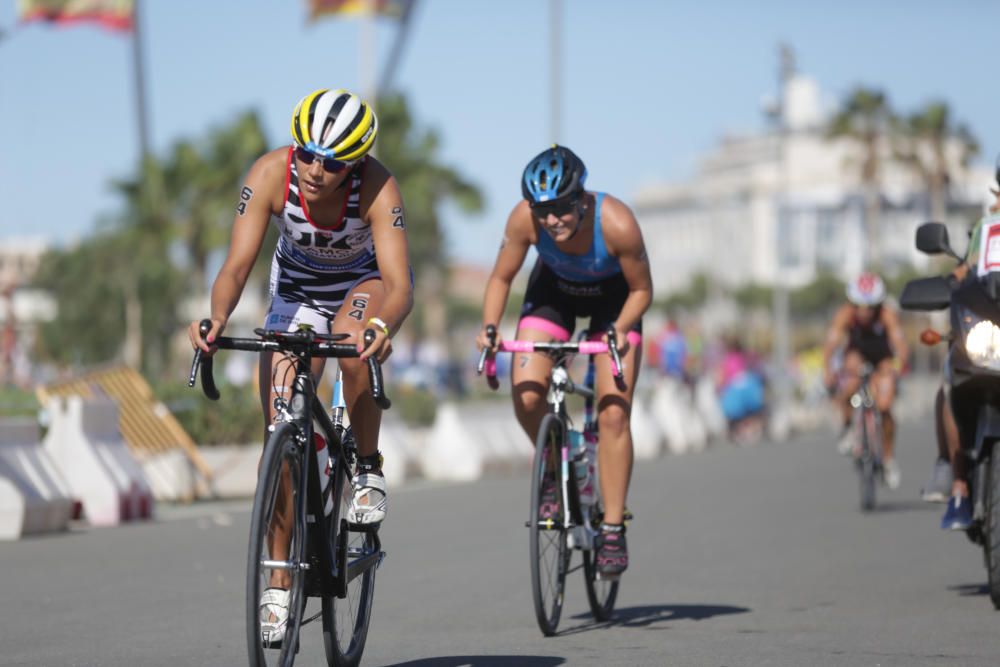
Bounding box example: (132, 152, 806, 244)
(247, 422, 308, 667)
(323, 445, 378, 667)
(530, 413, 570, 636)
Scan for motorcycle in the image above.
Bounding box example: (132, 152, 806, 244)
(900, 220, 1000, 610)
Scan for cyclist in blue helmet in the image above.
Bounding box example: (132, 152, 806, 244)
(477, 144, 653, 578)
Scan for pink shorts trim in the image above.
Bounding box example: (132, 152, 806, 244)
(585, 330, 642, 347)
(518, 316, 571, 342)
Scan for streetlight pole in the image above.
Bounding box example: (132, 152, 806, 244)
(549, 0, 562, 143)
(770, 43, 795, 441)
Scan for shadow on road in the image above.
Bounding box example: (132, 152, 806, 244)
(382, 657, 564, 667)
(948, 583, 988, 597)
(870, 499, 938, 514)
(560, 603, 751, 635)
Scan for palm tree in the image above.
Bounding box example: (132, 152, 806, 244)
(374, 93, 484, 340)
(894, 101, 979, 223)
(827, 87, 894, 268)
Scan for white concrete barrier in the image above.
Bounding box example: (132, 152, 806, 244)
(43, 397, 154, 526)
(142, 449, 196, 502)
(0, 418, 74, 539)
(631, 396, 664, 460)
(377, 418, 413, 489)
(420, 402, 484, 482)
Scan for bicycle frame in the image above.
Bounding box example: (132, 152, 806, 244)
(477, 325, 624, 551)
(188, 322, 388, 598)
(849, 364, 882, 463)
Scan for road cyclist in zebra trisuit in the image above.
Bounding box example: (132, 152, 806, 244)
(188, 87, 412, 645)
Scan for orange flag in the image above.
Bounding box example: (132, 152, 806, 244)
(308, 0, 411, 21)
(18, 0, 133, 32)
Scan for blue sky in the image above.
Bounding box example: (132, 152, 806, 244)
(1, 0, 996, 266)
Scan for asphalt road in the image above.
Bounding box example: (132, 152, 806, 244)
(3, 417, 999, 667)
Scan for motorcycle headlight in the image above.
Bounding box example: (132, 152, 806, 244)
(964, 320, 1000, 369)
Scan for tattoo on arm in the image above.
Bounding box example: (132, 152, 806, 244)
(236, 186, 254, 216)
(391, 206, 405, 229)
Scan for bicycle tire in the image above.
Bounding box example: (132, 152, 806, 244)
(247, 422, 309, 667)
(322, 446, 378, 667)
(530, 413, 570, 636)
(581, 482, 619, 621)
(859, 409, 877, 512)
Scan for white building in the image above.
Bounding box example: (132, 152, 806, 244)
(634, 74, 992, 294)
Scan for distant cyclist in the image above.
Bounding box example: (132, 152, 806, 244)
(476, 145, 653, 578)
(823, 273, 909, 489)
(188, 88, 413, 642)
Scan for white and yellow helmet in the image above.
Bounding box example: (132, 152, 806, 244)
(290, 88, 378, 162)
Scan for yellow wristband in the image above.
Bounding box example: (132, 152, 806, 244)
(368, 317, 390, 336)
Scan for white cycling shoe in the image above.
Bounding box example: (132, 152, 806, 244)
(836, 429, 855, 457)
(259, 587, 290, 647)
(349, 473, 388, 525)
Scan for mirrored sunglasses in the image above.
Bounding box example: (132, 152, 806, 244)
(295, 147, 353, 174)
(530, 197, 579, 219)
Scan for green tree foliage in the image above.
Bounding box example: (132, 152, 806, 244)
(657, 272, 711, 311)
(894, 101, 979, 222)
(32, 112, 269, 378)
(374, 93, 485, 342)
(827, 87, 895, 268)
(790, 272, 845, 318)
(375, 93, 484, 272)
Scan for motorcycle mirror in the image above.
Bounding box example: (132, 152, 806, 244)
(915, 222, 962, 260)
(919, 328, 943, 346)
(900, 276, 952, 311)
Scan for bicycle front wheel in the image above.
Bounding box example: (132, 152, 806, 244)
(530, 413, 570, 636)
(322, 450, 378, 667)
(247, 422, 308, 667)
(858, 409, 877, 512)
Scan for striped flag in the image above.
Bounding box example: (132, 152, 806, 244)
(18, 0, 133, 32)
(308, 0, 412, 21)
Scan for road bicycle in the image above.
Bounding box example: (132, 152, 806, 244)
(189, 319, 390, 667)
(477, 325, 628, 636)
(847, 363, 883, 512)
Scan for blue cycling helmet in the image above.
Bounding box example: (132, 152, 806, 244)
(521, 145, 588, 204)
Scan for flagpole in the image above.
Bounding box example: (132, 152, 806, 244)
(131, 0, 151, 163)
(361, 0, 377, 157)
(377, 0, 416, 96)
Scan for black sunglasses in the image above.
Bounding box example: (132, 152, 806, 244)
(530, 197, 579, 218)
(295, 147, 353, 174)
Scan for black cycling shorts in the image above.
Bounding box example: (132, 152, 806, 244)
(518, 258, 642, 340)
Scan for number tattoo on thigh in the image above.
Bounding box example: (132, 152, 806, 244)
(347, 293, 370, 321)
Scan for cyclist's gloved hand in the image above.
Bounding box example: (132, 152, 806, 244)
(189, 318, 225, 356)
